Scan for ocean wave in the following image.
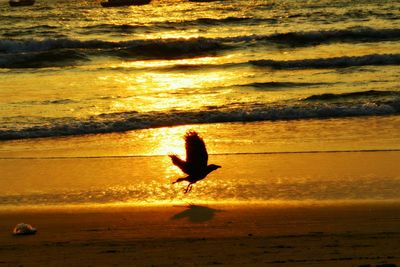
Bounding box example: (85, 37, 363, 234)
(0, 27, 399, 68)
(304, 90, 400, 101)
(0, 37, 226, 68)
(80, 23, 147, 33)
(1, 27, 399, 54)
(186, 16, 276, 26)
(0, 49, 88, 68)
(194, 16, 253, 24)
(0, 37, 227, 54)
(251, 54, 400, 69)
(269, 27, 400, 45)
(112, 38, 226, 60)
(0, 38, 109, 53)
(11, 98, 78, 106)
(238, 82, 327, 89)
(1, 100, 400, 140)
(80, 17, 264, 34)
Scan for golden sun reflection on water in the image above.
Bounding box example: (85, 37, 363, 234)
(116, 56, 228, 69)
(127, 126, 208, 184)
(145, 126, 194, 156)
(138, 71, 224, 92)
(98, 56, 238, 112)
(101, 64, 238, 112)
(110, 55, 237, 94)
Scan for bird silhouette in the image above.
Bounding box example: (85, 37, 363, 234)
(169, 131, 221, 193)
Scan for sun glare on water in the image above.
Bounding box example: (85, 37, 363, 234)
(144, 126, 192, 156)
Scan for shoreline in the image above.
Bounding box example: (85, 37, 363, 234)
(2, 199, 400, 213)
(1, 117, 400, 159)
(2, 147, 400, 160)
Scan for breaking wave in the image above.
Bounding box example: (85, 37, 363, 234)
(238, 81, 327, 89)
(251, 54, 400, 69)
(304, 90, 400, 101)
(2, 27, 399, 54)
(80, 16, 264, 33)
(0, 37, 228, 54)
(1, 100, 400, 140)
(0, 37, 227, 68)
(1, 27, 399, 68)
(268, 27, 400, 46)
(0, 49, 88, 68)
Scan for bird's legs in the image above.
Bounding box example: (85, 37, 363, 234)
(184, 183, 193, 194)
(172, 177, 193, 193)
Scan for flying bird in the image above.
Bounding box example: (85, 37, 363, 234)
(169, 131, 221, 193)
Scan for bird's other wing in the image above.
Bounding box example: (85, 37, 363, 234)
(185, 131, 208, 171)
(169, 154, 189, 174)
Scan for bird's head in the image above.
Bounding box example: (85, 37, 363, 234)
(207, 164, 221, 172)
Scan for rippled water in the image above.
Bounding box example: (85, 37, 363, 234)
(1, 120, 400, 207)
(0, 0, 400, 140)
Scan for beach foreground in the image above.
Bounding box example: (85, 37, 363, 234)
(1, 203, 399, 267)
(1, 120, 399, 266)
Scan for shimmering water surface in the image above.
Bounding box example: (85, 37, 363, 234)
(1, 0, 400, 139)
(1, 0, 400, 207)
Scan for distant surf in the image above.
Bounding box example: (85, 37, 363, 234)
(1, 27, 400, 68)
(251, 54, 400, 69)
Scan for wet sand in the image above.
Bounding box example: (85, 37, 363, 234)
(1, 120, 399, 266)
(1, 203, 400, 267)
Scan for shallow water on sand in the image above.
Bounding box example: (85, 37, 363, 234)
(1, 118, 399, 207)
(1, 150, 399, 207)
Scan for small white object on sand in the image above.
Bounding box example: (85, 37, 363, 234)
(13, 223, 37, 235)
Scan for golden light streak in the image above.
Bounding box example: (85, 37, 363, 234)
(114, 55, 232, 69)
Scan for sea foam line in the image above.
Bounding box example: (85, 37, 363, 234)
(1, 27, 399, 54)
(1, 100, 399, 140)
(251, 54, 400, 69)
(2, 149, 399, 160)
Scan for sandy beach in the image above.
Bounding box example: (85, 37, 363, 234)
(1, 121, 400, 266)
(1, 0, 400, 265)
(1, 203, 400, 267)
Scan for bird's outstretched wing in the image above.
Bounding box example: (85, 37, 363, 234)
(185, 131, 208, 172)
(169, 154, 189, 175)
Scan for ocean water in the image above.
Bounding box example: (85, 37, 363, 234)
(1, 0, 400, 207)
(1, 0, 400, 139)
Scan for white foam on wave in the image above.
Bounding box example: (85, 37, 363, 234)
(1, 100, 399, 140)
(251, 54, 400, 69)
(1, 27, 399, 54)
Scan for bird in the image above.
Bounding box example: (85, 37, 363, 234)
(169, 131, 221, 193)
